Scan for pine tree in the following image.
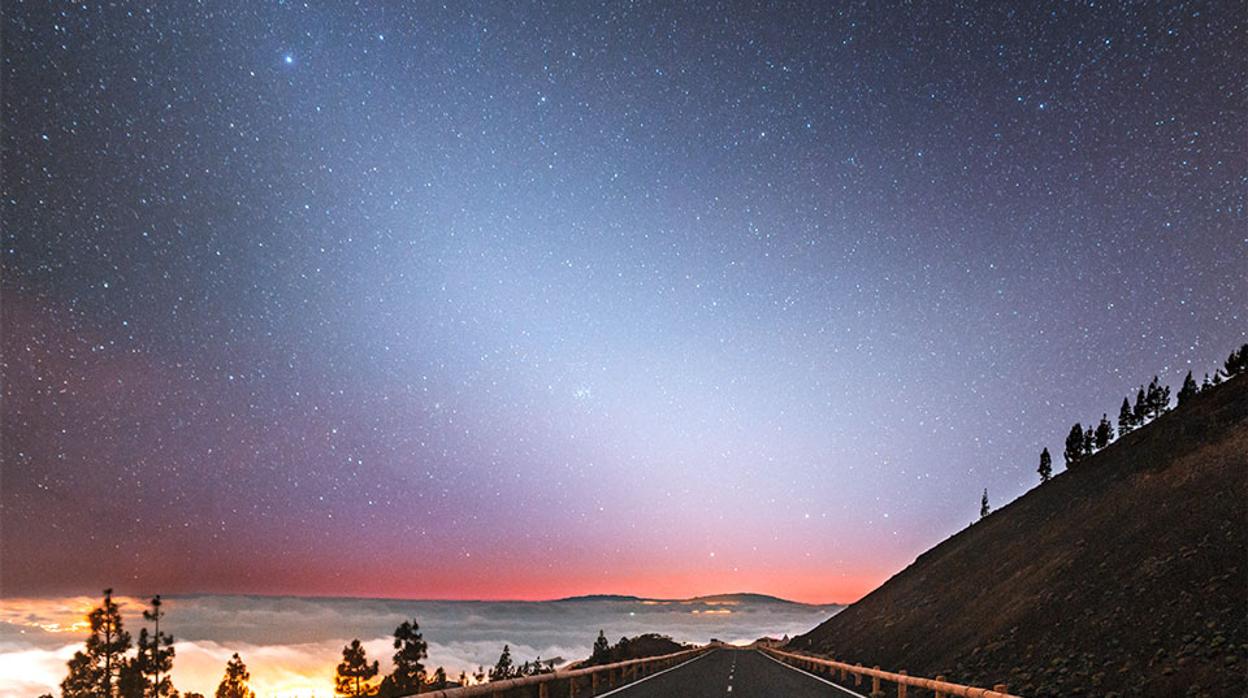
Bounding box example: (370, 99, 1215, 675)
(80, 588, 132, 698)
(1178, 370, 1198, 405)
(215, 653, 256, 698)
(118, 659, 147, 698)
(1095, 414, 1113, 450)
(979, 489, 990, 519)
(141, 596, 175, 698)
(488, 645, 514, 682)
(1202, 373, 1213, 390)
(61, 651, 102, 698)
(1145, 377, 1170, 418)
(1133, 387, 1147, 424)
(379, 619, 427, 697)
(429, 667, 448, 690)
(1225, 343, 1248, 377)
(1117, 397, 1134, 435)
(1083, 425, 1096, 455)
(591, 630, 611, 664)
(336, 640, 380, 697)
(1064, 423, 1084, 466)
(1037, 448, 1052, 483)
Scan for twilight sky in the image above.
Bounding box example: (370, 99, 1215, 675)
(2, 1, 1244, 604)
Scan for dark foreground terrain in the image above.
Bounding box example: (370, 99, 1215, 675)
(791, 376, 1248, 697)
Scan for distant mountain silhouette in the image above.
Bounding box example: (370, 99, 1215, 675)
(553, 594, 646, 603)
(688, 593, 815, 605)
(791, 375, 1247, 698)
(554, 592, 827, 607)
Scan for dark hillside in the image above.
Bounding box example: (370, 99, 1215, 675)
(791, 376, 1248, 697)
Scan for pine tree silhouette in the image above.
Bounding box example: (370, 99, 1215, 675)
(489, 645, 515, 682)
(1145, 377, 1170, 418)
(1038, 448, 1052, 483)
(1064, 423, 1085, 466)
(379, 620, 426, 697)
(1095, 414, 1113, 450)
(1117, 397, 1134, 435)
(1133, 387, 1148, 424)
(591, 630, 611, 664)
(215, 653, 256, 698)
(61, 650, 102, 698)
(980, 489, 990, 519)
(139, 596, 175, 698)
(1178, 370, 1198, 405)
(64, 589, 132, 698)
(1224, 343, 1248, 377)
(336, 640, 379, 697)
(117, 659, 147, 698)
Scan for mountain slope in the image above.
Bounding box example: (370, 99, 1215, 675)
(791, 375, 1248, 698)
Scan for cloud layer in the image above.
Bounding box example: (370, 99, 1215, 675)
(1, 594, 838, 697)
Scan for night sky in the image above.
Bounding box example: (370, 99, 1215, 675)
(2, 2, 1244, 603)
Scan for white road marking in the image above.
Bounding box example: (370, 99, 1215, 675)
(595, 649, 716, 697)
(756, 650, 870, 698)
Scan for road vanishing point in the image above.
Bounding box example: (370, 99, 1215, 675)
(598, 648, 864, 697)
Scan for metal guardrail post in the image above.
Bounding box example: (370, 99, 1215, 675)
(935, 675, 946, 698)
(897, 670, 907, 698)
(872, 666, 882, 697)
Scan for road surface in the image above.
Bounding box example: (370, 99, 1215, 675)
(599, 648, 864, 697)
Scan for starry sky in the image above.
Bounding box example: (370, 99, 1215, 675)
(2, 1, 1244, 604)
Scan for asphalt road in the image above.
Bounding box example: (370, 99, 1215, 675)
(599, 648, 865, 698)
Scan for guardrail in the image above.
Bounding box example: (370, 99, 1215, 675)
(762, 647, 1022, 698)
(410, 645, 712, 698)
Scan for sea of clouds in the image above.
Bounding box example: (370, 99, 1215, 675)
(0, 594, 839, 698)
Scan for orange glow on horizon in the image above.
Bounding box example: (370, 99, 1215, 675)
(255, 566, 886, 606)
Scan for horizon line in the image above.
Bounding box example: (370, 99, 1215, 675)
(0, 588, 852, 607)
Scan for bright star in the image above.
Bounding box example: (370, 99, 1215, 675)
(283, 54, 294, 65)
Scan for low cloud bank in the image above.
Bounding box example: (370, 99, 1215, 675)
(1, 594, 839, 698)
